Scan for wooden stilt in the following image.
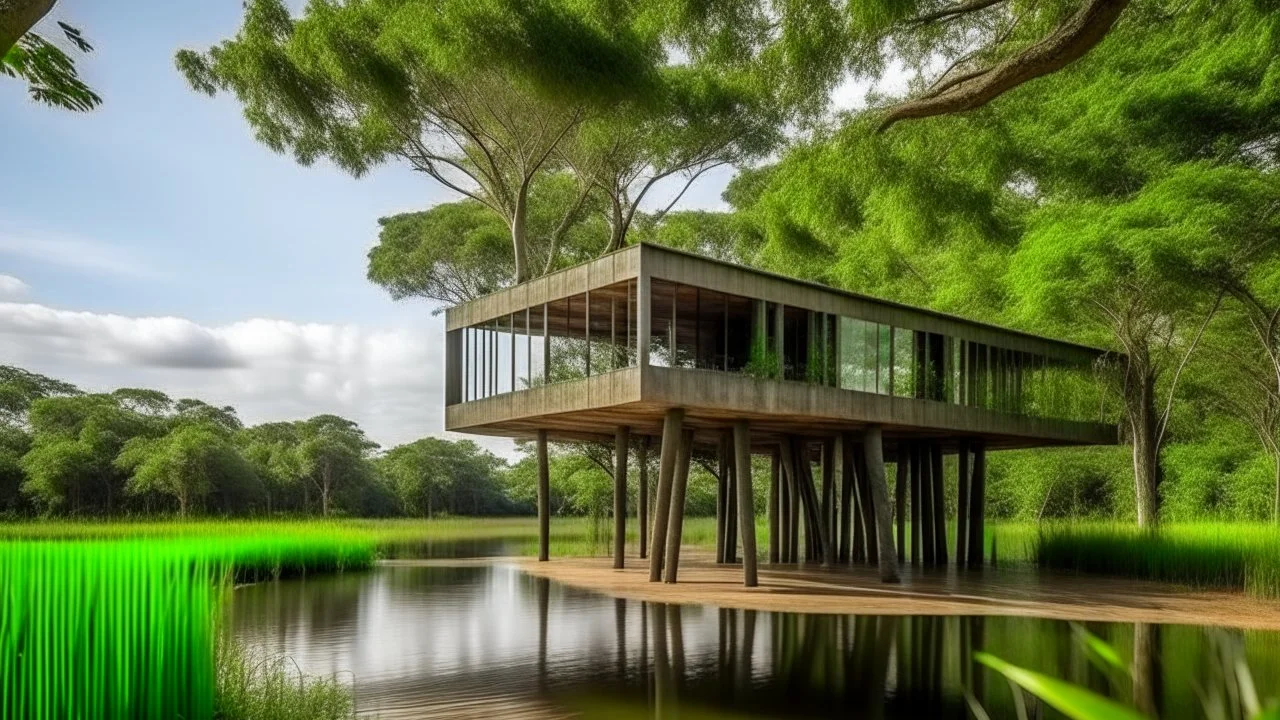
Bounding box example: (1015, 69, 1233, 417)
(769, 449, 780, 564)
(822, 438, 836, 562)
(955, 440, 970, 567)
(649, 408, 685, 582)
(794, 436, 832, 566)
(788, 446, 800, 562)
(864, 426, 900, 583)
(537, 429, 550, 562)
(779, 447, 791, 563)
(967, 442, 987, 568)
(838, 434, 854, 565)
(856, 443, 878, 564)
(715, 431, 729, 563)
(910, 443, 922, 566)
(614, 425, 630, 569)
(727, 441, 739, 564)
(895, 442, 907, 566)
(663, 428, 695, 583)
(921, 442, 936, 567)
(733, 420, 758, 587)
(639, 436, 650, 559)
(930, 443, 947, 565)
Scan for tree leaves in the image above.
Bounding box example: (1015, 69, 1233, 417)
(2, 23, 100, 112)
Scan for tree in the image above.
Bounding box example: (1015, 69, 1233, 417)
(115, 423, 257, 517)
(176, 0, 660, 284)
(378, 436, 506, 516)
(295, 414, 377, 517)
(2, 0, 101, 112)
(367, 173, 606, 308)
(0, 365, 79, 426)
(20, 393, 154, 514)
(240, 421, 306, 514)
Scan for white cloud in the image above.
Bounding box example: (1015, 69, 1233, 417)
(0, 230, 154, 278)
(0, 301, 516, 457)
(0, 275, 28, 300)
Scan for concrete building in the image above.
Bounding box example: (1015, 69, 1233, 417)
(445, 244, 1117, 585)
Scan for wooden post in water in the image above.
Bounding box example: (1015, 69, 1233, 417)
(768, 449, 780, 564)
(856, 442, 878, 564)
(910, 443, 922, 566)
(895, 443, 907, 566)
(967, 442, 987, 568)
(639, 436, 650, 559)
(864, 426, 900, 583)
(663, 428, 695, 583)
(715, 430, 729, 563)
(838, 433, 854, 564)
(822, 438, 836, 562)
(537, 429, 550, 562)
(930, 443, 947, 565)
(649, 408, 685, 582)
(921, 442, 936, 566)
(613, 425, 630, 569)
(955, 440, 970, 567)
(734, 420, 759, 587)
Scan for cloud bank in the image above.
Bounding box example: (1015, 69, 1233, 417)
(0, 301, 509, 454)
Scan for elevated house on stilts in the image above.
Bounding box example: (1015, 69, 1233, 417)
(444, 244, 1117, 586)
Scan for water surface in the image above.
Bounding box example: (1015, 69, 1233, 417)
(231, 559, 1280, 719)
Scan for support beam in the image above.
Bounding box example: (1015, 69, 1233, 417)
(910, 443, 922, 566)
(930, 442, 948, 565)
(864, 426, 901, 583)
(956, 440, 971, 567)
(715, 431, 728, 563)
(967, 442, 987, 568)
(793, 436, 832, 567)
(663, 429, 696, 583)
(639, 436, 650, 559)
(537, 429, 550, 562)
(921, 442, 936, 566)
(613, 425, 630, 569)
(768, 449, 780, 564)
(725, 433, 738, 564)
(649, 408, 685, 582)
(838, 434, 853, 565)
(856, 442, 878, 564)
(822, 438, 836, 562)
(733, 420, 759, 587)
(895, 444, 907, 566)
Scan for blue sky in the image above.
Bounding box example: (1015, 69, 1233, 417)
(0, 0, 738, 452)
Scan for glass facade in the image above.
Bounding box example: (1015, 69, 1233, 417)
(446, 276, 1107, 424)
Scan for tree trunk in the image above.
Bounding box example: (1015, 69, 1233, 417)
(511, 188, 531, 284)
(0, 0, 56, 58)
(1129, 369, 1160, 528)
(321, 463, 333, 517)
(1273, 448, 1279, 524)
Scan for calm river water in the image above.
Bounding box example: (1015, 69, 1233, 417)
(231, 547, 1280, 719)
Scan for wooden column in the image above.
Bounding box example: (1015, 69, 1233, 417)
(955, 440, 970, 567)
(715, 431, 729, 563)
(864, 426, 901, 583)
(649, 408, 685, 582)
(663, 428, 696, 583)
(768, 449, 780, 564)
(838, 434, 854, 565)
(794, 437, 832, 567)
(930, 443, 947, 565)
(822, 438, 836, 562)
(613, 425, 630, 569)
(910, 443, 922, 566)
(856, 442, 878, 564)
(921, 442, 936, 566)
(967, 442, 987, 568)
(895, 443, 907, 566)
(725, 433, 738, 564)
(537, 429, 550, 562)
(734, 420, 759, 587)
(639, 436, 650, 559)
(780, 448, 794, 563)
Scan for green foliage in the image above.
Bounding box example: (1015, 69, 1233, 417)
(2, 22, 101, 112)
(115, 423, 257, 517)
(378, 436, 511, 516)
(975, 651, 1149, 720)
(215, 638, 354, 720)
(987, 447, 1133, 521)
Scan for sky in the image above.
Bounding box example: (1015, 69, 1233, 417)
(0, 1, 888, 458)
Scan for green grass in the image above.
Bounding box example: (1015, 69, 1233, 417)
(1031, 521, 1280, 599)
(215, 637, 354, 720)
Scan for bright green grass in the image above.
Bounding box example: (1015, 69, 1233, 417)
(1030, 521, 1280, 599)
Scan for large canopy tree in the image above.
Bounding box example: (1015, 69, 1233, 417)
(177, 0, 663, 284)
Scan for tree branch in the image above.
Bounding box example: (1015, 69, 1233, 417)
(878, 0, 1131, 131)
(907, 0, 1007, 26)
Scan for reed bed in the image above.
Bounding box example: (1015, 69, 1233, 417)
(1034, 522, 1280, 598)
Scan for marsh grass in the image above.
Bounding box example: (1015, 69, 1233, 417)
(1033, 522, 1280, 598)
(215, 637, 354, 720)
